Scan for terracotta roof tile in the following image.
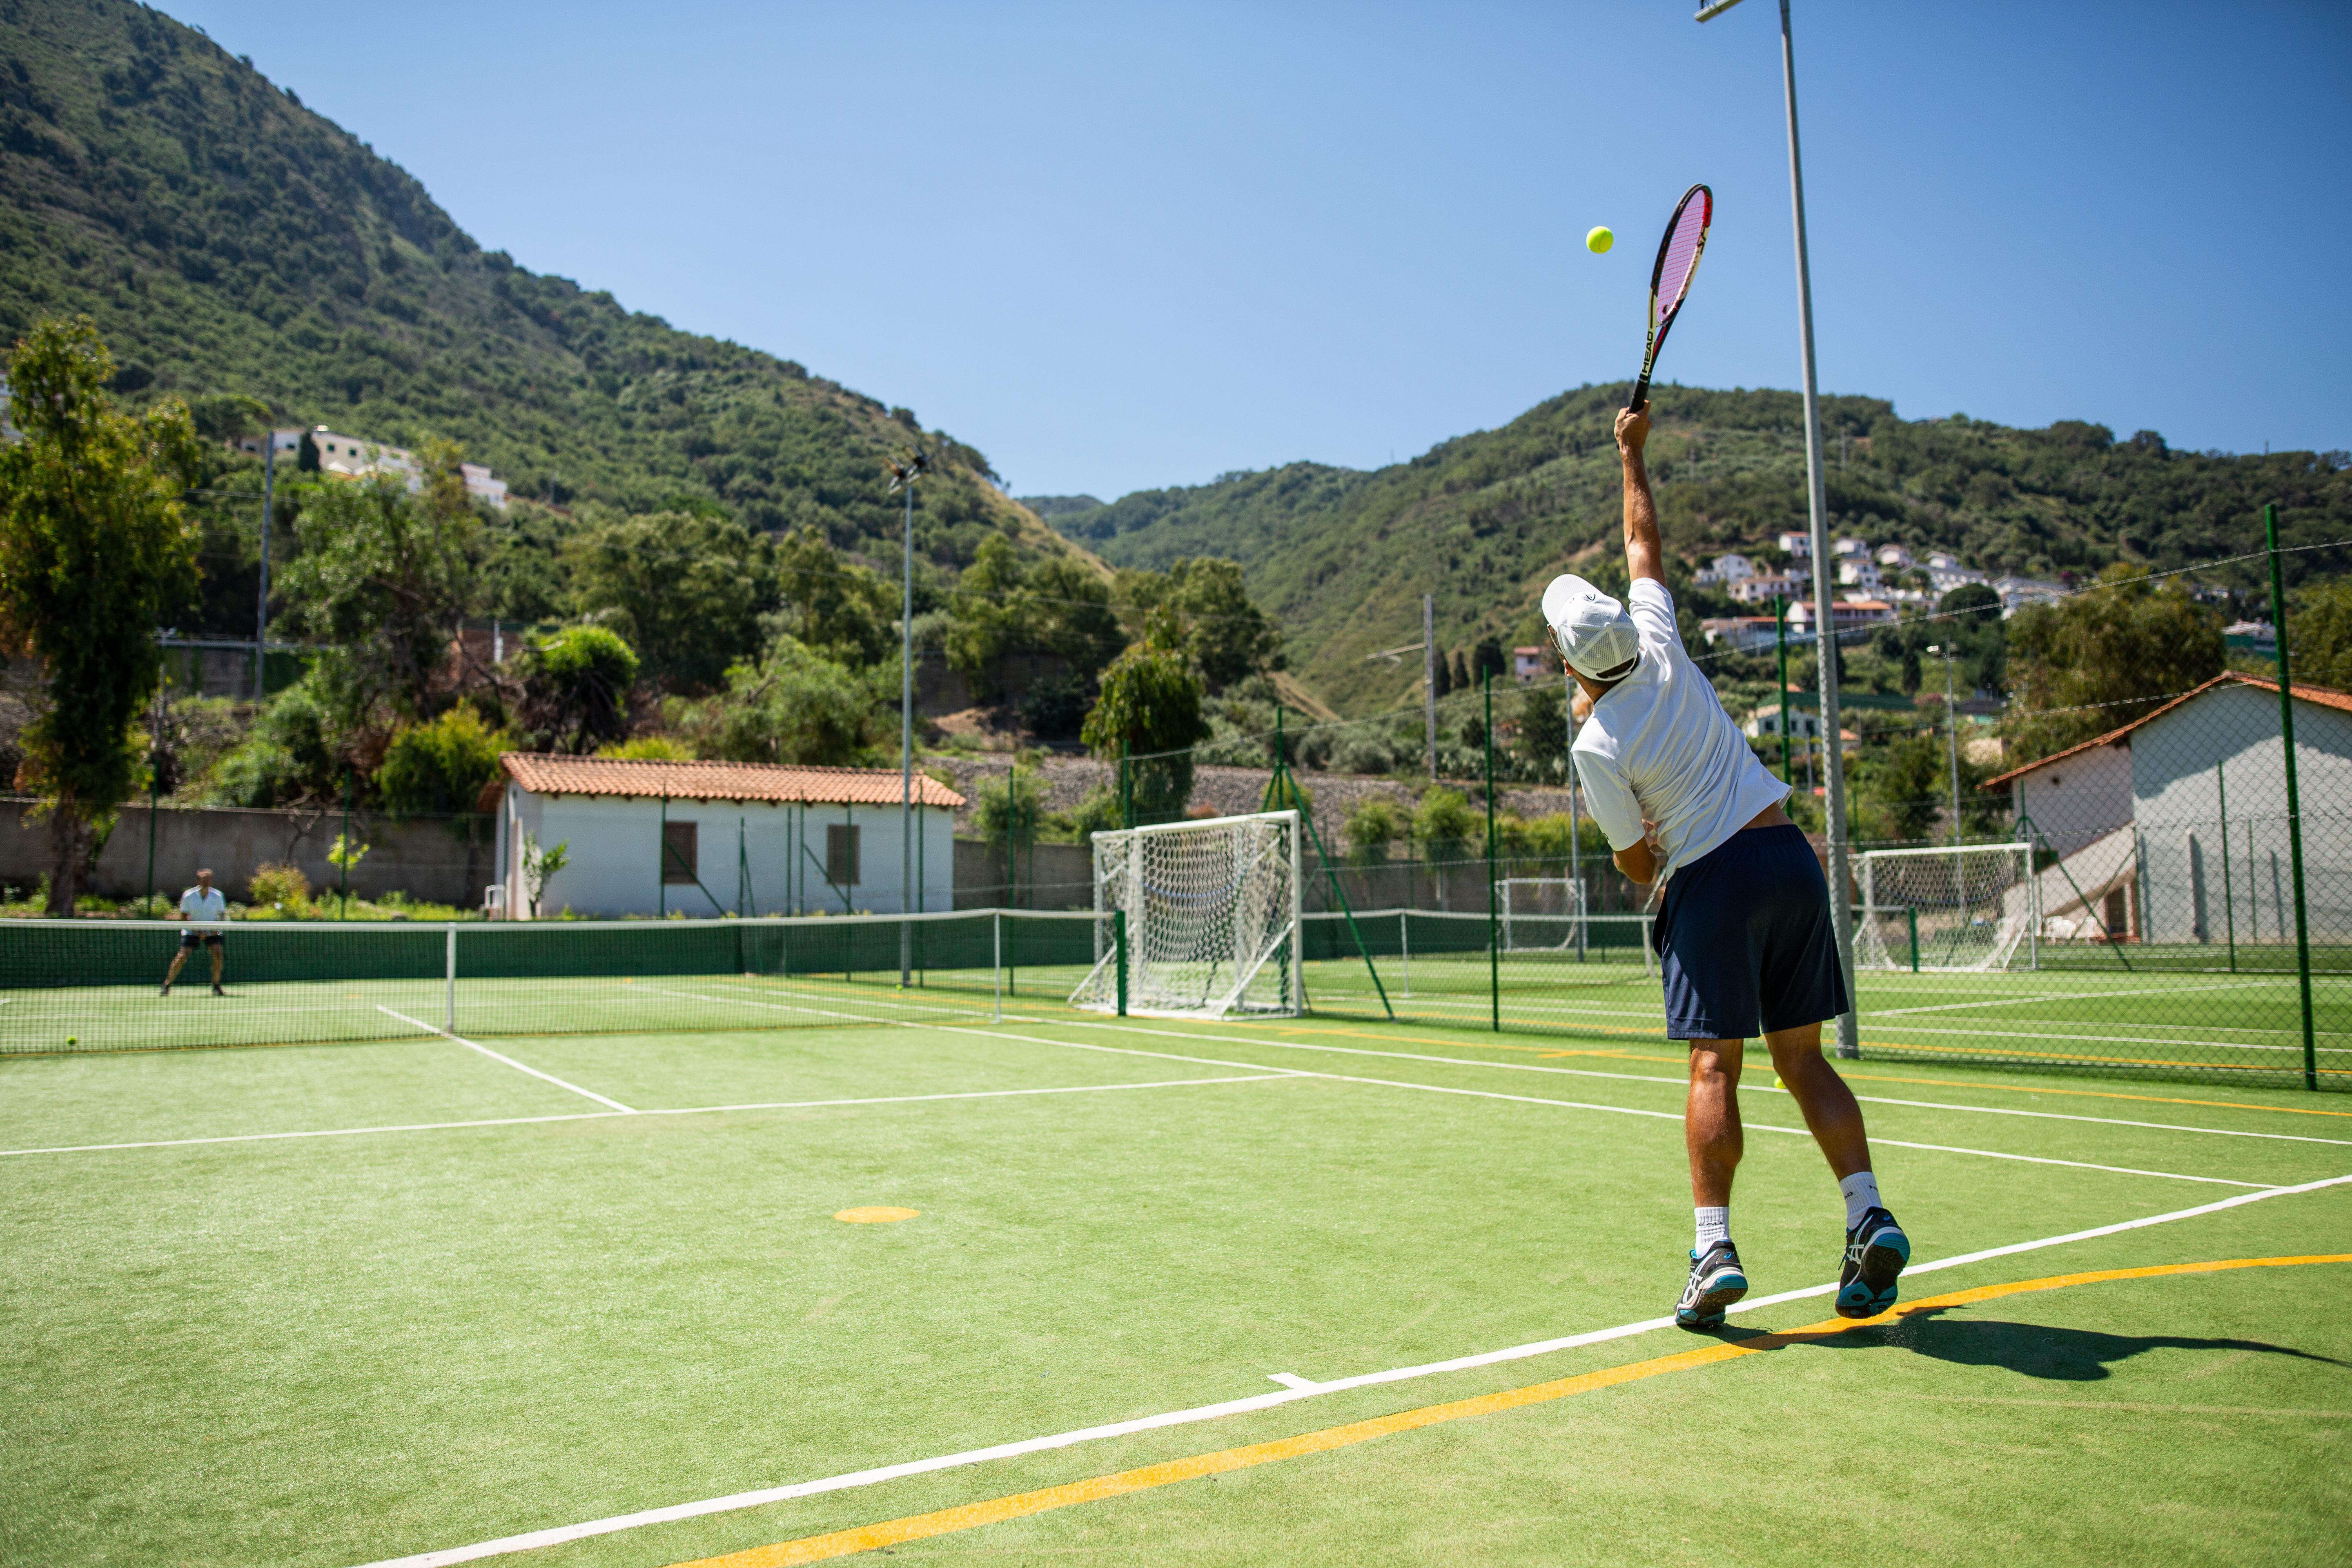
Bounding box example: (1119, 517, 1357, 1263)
(1978, 674, 2351, 791)
(499, 753, 965, 808)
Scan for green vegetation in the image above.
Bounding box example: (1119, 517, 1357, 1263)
(2005, 564, 2227, 758)
(0, 316, 198, 911)
(374, 706, 509, 816)
(1080, 640, 1212, 823)
(1049, 383, 2350, 714)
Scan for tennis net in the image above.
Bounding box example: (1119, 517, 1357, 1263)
(0, 910, 1105, 1055)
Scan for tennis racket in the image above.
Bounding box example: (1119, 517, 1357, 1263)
(1627, 183, 1713, 412)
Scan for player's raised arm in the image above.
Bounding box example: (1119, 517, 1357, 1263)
(1616, 405, 1665, 586)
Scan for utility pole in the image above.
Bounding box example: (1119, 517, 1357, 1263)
(1423, 594, 1438, 780)
(256, 431, 277, 701)
(888, 448, 930, 986)
(1699, 0, 1859, 1056)
(1928, 642, 1961, 848)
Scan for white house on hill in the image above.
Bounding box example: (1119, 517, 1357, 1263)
(493, 754, 964, 919)
(1979, 675, 2352, 944)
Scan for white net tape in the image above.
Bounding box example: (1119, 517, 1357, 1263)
(1070, 811, 1301, 1019)
(1855, 842, 2038, 972)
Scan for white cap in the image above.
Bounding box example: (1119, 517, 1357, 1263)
(1542, 574, 1641, 680)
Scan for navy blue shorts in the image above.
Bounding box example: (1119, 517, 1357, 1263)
(1655, 824, 1847, 1041)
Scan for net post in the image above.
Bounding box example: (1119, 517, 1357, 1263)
(445, 923, 457, 1034)
(1114, 907, 1128, 1018)
(1288, 809, 1304, 1016)
(1907, 905, 1918, 973)
(2265, 502, 2318, 1090)
(1483, 669, 1499, 1033)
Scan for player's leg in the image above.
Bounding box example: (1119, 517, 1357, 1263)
(162, 935, 192, 995)
(1753, 823, 1910, 1318)
(206, 935, 224, 995)
(1678, 1036, 1750, 1329)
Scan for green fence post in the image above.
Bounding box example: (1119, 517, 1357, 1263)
(1114, 907, 1128, 1018)
(1907, 905, 1918, 973)
(1484, 669, 1499, 1033)
(144, 755, 158, 917)
(2264, 502, 2317, 1089)
(339, 770, 353, 919)
(2216, 760, 2235, 974)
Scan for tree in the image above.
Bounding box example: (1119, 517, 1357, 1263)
(1472, 636, 1507, 684)
(274, 471, 480, 724)
(566, 510, 773, 691)
(2005, 564, 2223, 760)
(376, 706, 510, 815)
(517, 625, 638, 755)
(520, 833, 570, 918)
(1431, 648, 1452, 700)
(949, 536, 1123, 697)
(675, 635, 877, 766)
(1116, 557, 1283, 692)
(1412, 786, 1479, 859)
(207, 674, 347, 806)
(2290, 579, 2352, 692)
(1450, 650, 1471, 694)
(1517, 682, 1568, 772)
(773, 526, 894, 668)
(0, 318, 200, 913)
(1080, 640, 1212, 824)
(973, 762, 1046, 900)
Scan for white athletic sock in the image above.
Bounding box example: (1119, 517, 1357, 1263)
(1695, 1206, 1730, 1252)
(1840, 1171, 1883, 1230)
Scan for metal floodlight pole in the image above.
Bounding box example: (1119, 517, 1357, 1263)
(1929, 643, 1961, 849)
(890, 450, 929, 985)
(1702, 0, 1859, 1057)
(256, 433, 276, 701)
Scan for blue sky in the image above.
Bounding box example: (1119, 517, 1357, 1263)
(172, 0, 2350, 501)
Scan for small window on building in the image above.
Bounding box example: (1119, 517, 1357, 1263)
(662, 821, 697, 884)
(827, 823, 860, 886)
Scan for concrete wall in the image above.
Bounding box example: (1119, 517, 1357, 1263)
(1, 798, 494, 907)
(2009, 739, 2132, 860)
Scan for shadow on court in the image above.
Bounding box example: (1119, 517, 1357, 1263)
(1712, 1308, 2345, 1383)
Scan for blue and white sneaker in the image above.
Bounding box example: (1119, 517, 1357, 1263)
(1837, 1207, 1910, 1320)
(1676, 1238, 1748, 1331)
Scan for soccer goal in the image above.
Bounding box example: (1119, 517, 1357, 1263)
(1498, 877, 1588, 953)
(1855, 842, 2039, 972)
(1069, 811, 1303, 1020)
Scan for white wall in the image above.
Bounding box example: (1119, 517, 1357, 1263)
(495, 791, 957, 919)
(2009, 739, 2132, 860)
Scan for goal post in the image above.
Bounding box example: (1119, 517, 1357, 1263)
(1069, 811, 1303, 1020)
(1855, 841, 2039, 973)
(1499, 876, 1588, 954)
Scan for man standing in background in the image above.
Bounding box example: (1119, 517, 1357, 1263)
(161, 867, 227, 998)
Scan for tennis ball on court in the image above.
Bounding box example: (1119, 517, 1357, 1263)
(1586, 225, 1614, 254)
(1771, 1074, 1783, 1091)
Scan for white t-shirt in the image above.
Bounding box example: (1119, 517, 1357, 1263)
(179, 886, 227, 924)
(1571, 579, 1788, 885)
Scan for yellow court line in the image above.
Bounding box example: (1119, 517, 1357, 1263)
(1250, 1020, 2352, 1119)
(670, 1254, 2352, 1568)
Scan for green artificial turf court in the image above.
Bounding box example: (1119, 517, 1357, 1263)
(4, 998, 2350, 1568)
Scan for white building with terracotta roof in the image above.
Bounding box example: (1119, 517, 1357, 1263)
(1978, 675, 2352, 945)
(493, 754, 965, 919)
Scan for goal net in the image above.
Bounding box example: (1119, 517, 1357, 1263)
(1498, 877, 1588, 953)
(1855, 842, 2038, 972)
(1069, 811, 1302, 1020)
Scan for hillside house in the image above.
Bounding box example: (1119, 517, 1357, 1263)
(1695, 553, 1757, 587)
(493, 755, 964, 920)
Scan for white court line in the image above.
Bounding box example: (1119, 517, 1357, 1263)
(1016, 1020, 2352, 1152)
(1867, 979, 2291, 1017)
(347, 1170, 2352, 1568)
(379, 1008, 636, 1113)
(0, 1075, 1298, 1159)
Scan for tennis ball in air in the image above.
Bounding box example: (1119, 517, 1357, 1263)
(1586, 225, 1614, 254)
(65, 1035, 77, 1046)
(1771, 1074, 1784, 1091)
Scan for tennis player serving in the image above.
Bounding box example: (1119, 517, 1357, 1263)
(1546, 403, 1908, 1330)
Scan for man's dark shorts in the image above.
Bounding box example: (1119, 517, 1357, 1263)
(1655, 823, 1846, 1040)
(178, 930, 223, 949)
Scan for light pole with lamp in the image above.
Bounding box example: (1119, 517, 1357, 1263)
(887, 448, 931, 986)
(1697, 0, 1858, 1056)
(1927, 643, 1962, 848)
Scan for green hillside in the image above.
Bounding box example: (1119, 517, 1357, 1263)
(1051, 383, 2352, 712)
(0, 0, 1091, 606)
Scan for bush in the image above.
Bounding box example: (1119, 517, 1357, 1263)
(205, 676, 341, 806)
(599, 736, 693, 760)
(675, 635, 877, 766)
(377, 706, 510, 815)
(1343, 796, 1406, 861)
(1330, 731, 1396, 775)
(1017, 670, 1091, 739)
(249, 861, 311, 911)
(518, 624, 638, 755)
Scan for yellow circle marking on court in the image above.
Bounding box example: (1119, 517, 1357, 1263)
(834, 1206, 920, 1224)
